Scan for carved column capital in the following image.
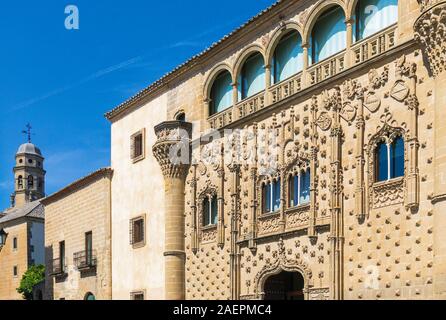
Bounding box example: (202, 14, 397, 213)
(414, 1, 446, 77)
(152, 121, 193, 180)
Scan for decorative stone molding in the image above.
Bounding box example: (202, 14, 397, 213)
(367, 124, 407, 210)
(253, 238, 313, 300)
(152, 121, 192, 179)
(414, 1, 446, 77)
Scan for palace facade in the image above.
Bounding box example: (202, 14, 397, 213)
(105, 0, 446, 300)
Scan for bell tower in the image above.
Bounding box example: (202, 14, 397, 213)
(11, 124, 46, 208)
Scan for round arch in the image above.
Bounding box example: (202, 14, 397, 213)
(203, 63, 233, 101)
(232, 44, 266, 84)
(302, 0, 348, 45)
(84, 292, 96, 300)
(265, 22, 304, 66)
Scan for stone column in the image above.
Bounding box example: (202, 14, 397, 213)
(345, 18, 354, 68)
(302, 43, 310, 88)
(414, 0, 446, 299)
(153, 121, 192, 300)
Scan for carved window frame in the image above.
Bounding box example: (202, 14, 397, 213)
(286, 161, 311, 211)
(197, 185, 219, 243)
(367, 124, 407, 209)
(258, 172, 282, 216)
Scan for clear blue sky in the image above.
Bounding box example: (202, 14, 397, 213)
(0, 0, 275, 209)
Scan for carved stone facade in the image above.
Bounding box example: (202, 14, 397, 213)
(107, 0, 446, 300)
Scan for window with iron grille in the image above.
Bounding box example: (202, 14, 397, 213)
(130, 215, 146, 248)
(130, 129, 145, 163)
(130, 291, 145, 300)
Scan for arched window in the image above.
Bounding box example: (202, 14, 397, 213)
(84, 292, 96, 300)
(272, 31, 304, 84)
(18, 176, 23, 189)
(354, 0, 398, 41)
(210, 71, 233, 116)
(311, 6, 347, 64)
(239, 52, 265, 100)
(289, 169, 311, 207)
(375, 136, 404, 182)
(28, 175, 34, 188)
(203, 195, 218, 227)
(175, 112, 186, 122)
(262, 179, 281, 214)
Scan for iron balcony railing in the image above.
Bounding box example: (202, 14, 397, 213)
(73, 250, 97, 270)
(50, 257, 66, 276)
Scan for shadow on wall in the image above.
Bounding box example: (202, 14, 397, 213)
(44, 245, 54, 300)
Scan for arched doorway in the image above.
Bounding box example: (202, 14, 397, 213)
(263, 271, 305, 300)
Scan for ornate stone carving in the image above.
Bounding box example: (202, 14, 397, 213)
(316, 112, 332, 131)
(153, 121, 192, 179)
(252, 239, 313, 299)
(414, 1, 446, 77)
(257, 213, 282, 236)
(371, 178, 405, 209)
(367, 124, 407, 209)
(285, 205, 310, 230)
(309, 288, 330, 300)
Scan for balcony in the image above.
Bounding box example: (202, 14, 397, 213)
(269, 72, 303, 105)
(207, 26, 401, 130)
(73, 250, 97, 271)
(50, 258, 66, 276)
(236, 91, 266, 119)
(351, 24, 397, 67)
(307, 50, 346, 86)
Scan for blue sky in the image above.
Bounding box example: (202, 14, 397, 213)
(0, 0, 275, 209)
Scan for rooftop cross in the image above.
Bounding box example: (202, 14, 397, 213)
(21, 123, 33, 143)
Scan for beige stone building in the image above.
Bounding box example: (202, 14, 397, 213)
(108, 88, 168, 300)
(0, 142, 46, 300)
(42, 168, 112, 300)
(105, 0, 446, 300)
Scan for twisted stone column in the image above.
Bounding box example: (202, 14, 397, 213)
(153, 121, 192, 300)
(414, 0, 446, 299)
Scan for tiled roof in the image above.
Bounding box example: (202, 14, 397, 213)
(0, 201, 44, 224)
(41, 167, 113, 205)
(104, 0, 285, 121)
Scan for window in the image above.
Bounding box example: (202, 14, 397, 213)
(18, 176, 23, 189)
(28, 175, 34, 188)
(28, 159, 33, 164)
(85, 232, 93, 265)
(238, 52, 265, 100)
(203, 195, 218, 227)
(84, 292, 96, 301)
(131, 291, 145, 300)
(210, 71, 233, 115)
(59, 241, 65, 273)
(130, 216, 145, 248)
(375, 136, 404, 182)
(13, 237, 18, 251)
(13, 266, 18, 277)
(130, 129, 145, 162)
(262, 179, 281, 214)
(354, 0, 398, 41)
(311, 6, 347, 64)
(176, 112, 186, 122)
(289, 169, 311, 208)
(272, 31, 303, 84)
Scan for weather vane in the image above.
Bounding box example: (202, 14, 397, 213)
(22, 123, 33, 143)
